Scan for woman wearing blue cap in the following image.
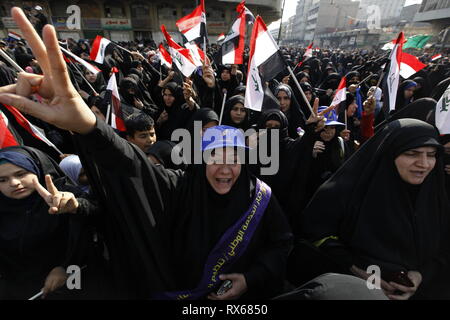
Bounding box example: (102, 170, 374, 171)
(0, 9, 294, 299)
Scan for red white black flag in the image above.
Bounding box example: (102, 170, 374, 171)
(244, 16, 286, 112)
(221, 1, 255, 65)
(90, 35, 114, 64)
(106, 72, 126, 132)
(176, 0, 207, 42)
(383, 32, 405, 112)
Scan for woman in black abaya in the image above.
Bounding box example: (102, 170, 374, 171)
(221, 95, 250, 130)
(291, 119, 449, 299)
(274, 84, 307, 139)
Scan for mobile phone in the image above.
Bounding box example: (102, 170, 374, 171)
(216, 280, 233, 296)
(385, 271, 415, 288)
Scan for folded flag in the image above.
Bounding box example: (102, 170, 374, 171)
(383, 32, 405, 112)
(244, 16, 286, 112)
(330, 76, 346, 113)
(176, 0, 207, 42)
(105, 71, 126, 132)
(158, 44, 173, 69)
(60, 46, 101, 75)
(399, 52, 426, 79)
(435, 82, 450, 135)
(431, 54, 442, 62)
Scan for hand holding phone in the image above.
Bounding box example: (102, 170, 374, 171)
(216, 280, 233, 296)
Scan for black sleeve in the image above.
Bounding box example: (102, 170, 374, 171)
(243, 195, 293, 298)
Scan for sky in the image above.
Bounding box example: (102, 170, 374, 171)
(268, 0, 424, 30)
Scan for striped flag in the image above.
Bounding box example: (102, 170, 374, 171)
(60, 46, 101, 75)
(399, 52, 426, 79)
(160, 25, 197, 77)
(331, 76, 346, 112)
(0, 104, 62, 154)
(158, 44, 172, 69)
(0, 110, 19, 148)
(431, 54, 442, 61)
(304, 43, 313, 59)
(105, 72, 126, 132)
(176, 0, 207, 42)
(217, 33, 225, 42)
(383, 32, 405, 112)
(90, 35, 113, 64)
(221, 1, 255, 65)
(185, 42, 206, 67)
(7, 31, 22, 41)
(244, 16, 286, 112)
(435, 82, 450, 135)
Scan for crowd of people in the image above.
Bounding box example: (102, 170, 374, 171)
(0, 7, 449, 300)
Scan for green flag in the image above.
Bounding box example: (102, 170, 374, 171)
(403, 35, 432, 49)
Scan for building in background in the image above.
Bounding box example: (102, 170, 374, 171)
(0, 0, 282, 43)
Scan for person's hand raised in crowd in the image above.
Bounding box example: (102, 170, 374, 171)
(0, 7, 96, 135)
(312, 141, 325, 158)
(306, 98, 332, 133)
(134, 97, 144, 109)
(42, 266, 68, 299)
(282, 75, 290, 84)
(202, 58, 216, 89)
(348, 84, 358, 93)
(158, 70, 175, 87)
(207, 273, 247, 300)
(363, 94, 376, 114)
(157, 110, 169, 126)
(33, 174, 79, 214)
(131, 51, 145, 62)
(183, 78, 196, 110)
(340, 129, 351, 141)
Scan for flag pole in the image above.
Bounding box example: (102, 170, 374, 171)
(277, 0, 286, 46)
(0, 49, 24, 73)
(218, 89, 227, 125)
(344, 109, 348, 130)
(287, 65, 315, 115)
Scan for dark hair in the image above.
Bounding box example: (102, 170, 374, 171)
(125, 112, 155, 137)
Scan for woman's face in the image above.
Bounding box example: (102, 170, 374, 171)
(230, 103, 246, 124)
(300, 77, 309, 83)
(305, 90, 313, 102)
(0, 163, 37, 199)
(277, 90, 291, 113)
(221, 69, 231, 81)
(347, 102, 357, 117)
(265, 120, 281, 129)
(395, 146, 437, 185)
(206, 148, 241, 195)
(320, 126, 336, 142)
(404, 87, 415, 100)
(85, 70, 97, 83)
(163, 89, 175, 107)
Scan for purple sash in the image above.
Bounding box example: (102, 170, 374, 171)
(152, 178, 271, 300)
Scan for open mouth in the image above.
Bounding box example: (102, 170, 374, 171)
(216, 178, 232, 186)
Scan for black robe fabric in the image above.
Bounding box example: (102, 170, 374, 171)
(294, 119, 450, 299)
(74, 118, 293, 299)
(0, 146, 90, 299)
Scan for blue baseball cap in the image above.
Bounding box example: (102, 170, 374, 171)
(318, 106, 345, 127)
(202, 125, 248, 151)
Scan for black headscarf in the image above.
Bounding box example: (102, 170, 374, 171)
(0, 146, 86, 299)
(274, 84, 307, 139)
(147, 140, 185, 170)
(412, 76, 432, 100)
(298, 119, 449, 298)
(395, 79, 417, 111)
(221, 95, 250, 130)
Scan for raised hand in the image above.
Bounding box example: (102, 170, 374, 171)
(33, 174, 79, 214)
(0, 7, 96, 134)
(306, 98, 330, 132)
(202, 59, 216, 89)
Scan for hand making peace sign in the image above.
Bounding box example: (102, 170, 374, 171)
(33, 174, 79, 214)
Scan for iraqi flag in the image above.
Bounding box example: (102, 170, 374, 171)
(158, 44, 172, 69)
(435, 82, 450, 135)
(399, 52, 427, 79)
(0, 104, 62, 154)
(217, 33, 225, 42)
(161, 25, 197, 77)
(431, 54, 442, 61)
(185, 42, 206, 67)
(221, 1, 255, 65)
(90, 35, 114, 64)
(383, 32, 405, 112)
(244, 16, 286, 112)
(330, 76, 346, 112)
(304, 42, 313, 59)
(60, 46, 101, 75)
(176, 0, 207, 42)
(7, 31, 21, 41)
(0, 110, 19, 148)
(105, 72, 126, 132)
